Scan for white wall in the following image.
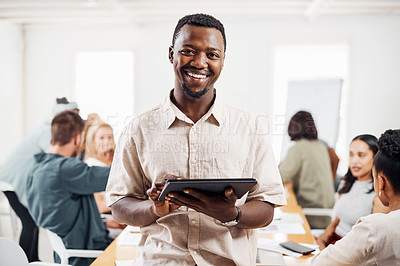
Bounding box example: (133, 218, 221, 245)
(2, 15, 400, 163)
(0, 22, 23, 163)
(23, 24, 141, 131)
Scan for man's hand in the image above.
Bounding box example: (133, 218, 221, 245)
(147, 174, 181, 217)
(166, 187, 238, 223)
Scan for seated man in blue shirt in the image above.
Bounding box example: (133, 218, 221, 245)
(26, 110, 112, 266)
(0, 97, 79, 262)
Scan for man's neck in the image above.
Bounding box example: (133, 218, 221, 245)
(171, 88, 216, 123)
(46, 144, 74, 158)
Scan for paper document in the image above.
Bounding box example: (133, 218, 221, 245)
(117, 226, 141, 246)
(259, 220, 306, 234)
(115, 260, 134, 266)
(256, 248, 286, 265)
(277, 213, 303, 223)
(258, 238, 318, 258)
(258, 238, 302, 258)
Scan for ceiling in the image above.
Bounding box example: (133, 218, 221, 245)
(1, 0, 400, 25)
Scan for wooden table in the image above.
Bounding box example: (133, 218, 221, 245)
(92, 183, 315, 266)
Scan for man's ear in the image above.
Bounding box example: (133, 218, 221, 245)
(169, 46, 174, 64)
(73, 133, 81, 146)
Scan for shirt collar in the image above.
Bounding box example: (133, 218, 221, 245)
(162, 89, 224, 129)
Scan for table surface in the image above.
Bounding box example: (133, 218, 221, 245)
(91, 183, 315, 266)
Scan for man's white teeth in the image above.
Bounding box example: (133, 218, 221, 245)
(188, 72, 206, 79)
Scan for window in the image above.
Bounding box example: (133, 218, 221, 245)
(273, 44, 348, 175)
(75, 51, 134, 139)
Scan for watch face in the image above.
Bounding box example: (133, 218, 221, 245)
(221, 220, 238, 227)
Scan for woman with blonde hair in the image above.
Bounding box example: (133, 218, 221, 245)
(84, 122, 115, 168)
(84, 115, 115, 214)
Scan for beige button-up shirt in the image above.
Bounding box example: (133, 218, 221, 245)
(106, 91, 286, 266)
(311, 210, 400, 265)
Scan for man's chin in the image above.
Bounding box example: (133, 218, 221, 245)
(182, 85, 208, 99)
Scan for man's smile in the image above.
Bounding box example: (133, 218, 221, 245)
(183, 69, 212, 84)
(187, 72, 207, 79)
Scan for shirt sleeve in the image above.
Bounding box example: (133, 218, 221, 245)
(105, 123, 152, 206)
(59, 158, 110, 195)
(311, 216, 374, 265)
(279, 145, 301, 183)
(246, 118, 287, 207)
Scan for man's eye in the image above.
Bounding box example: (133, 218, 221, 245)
(208, 53, 219, 59)
(181, 50, 194, 55)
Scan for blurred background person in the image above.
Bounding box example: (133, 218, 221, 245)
(26, 110, 112, 266)
(320, 139, 341, 190)
(279, 111, 335, 229)
(312, 129, 400, 265)
(316, 134, 389, 249)
(83, 114, 123, 233)
(0, 97, 78, 262)
(84, 118, 115, 168)
(84, 116, 115, 214)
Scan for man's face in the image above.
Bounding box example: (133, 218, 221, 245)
(169, 25, 225, 98)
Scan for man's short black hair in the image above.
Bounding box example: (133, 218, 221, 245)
(172, 13, 226, 52)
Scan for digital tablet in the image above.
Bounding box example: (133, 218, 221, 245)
(158, 178, 257, 201)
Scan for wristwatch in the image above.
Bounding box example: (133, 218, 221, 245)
(221, 206, 242, 226)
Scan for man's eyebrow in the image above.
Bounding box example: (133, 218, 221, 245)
(182, 44, 222, 52)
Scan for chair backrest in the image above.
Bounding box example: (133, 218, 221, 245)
(44, 228, 103, 265)
(0, 237, 29, 266)
(45, 229, 69, 264)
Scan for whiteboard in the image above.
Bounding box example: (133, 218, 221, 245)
(280, 79, 343, 161)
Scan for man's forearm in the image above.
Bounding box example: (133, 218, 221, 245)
(237, 201, 274, 229)
(111, 197, 159, 227)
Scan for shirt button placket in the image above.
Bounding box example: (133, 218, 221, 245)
(189, 126, 198, 177)
(188, 212, 200, 261)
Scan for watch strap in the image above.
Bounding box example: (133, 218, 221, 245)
(221, 206, 242, 226)
(235, 206, 242, 222)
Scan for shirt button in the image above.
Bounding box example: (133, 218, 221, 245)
(192, 159, 197, 164)
(193, 251, 198, 255)
(191, 220, 197, 224)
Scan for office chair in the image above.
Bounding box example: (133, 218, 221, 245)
(0, 237, 62, 266)
(44, 229, 103, 265)
(0, 181, 20, 241)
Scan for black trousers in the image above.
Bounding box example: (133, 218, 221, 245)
(3, 191, 39, 262)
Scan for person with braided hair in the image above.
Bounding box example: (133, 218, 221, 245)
(312, 129, 400, 265)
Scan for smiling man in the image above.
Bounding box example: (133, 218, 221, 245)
(106, 14, 286, 265)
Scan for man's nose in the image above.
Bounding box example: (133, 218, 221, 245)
(191, 53, 207, 68)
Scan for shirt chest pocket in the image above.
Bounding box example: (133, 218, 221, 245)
(211, 157, 248, 178)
